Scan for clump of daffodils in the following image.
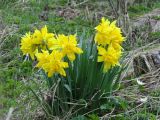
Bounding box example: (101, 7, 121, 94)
(20, 26, 83, 77)
(20, 18, 125, 117)
(95, 17, 125, 72)
(20, 18, 124, 77)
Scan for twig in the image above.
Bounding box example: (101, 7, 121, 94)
(109, 103, 144, 118)
(107, 0, 118, 18)
(73, 0, 89, 7)
(6, 107, 14, 120)
(101, 107, 115, 119)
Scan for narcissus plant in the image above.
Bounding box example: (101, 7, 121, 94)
(20, 17, 125, 119)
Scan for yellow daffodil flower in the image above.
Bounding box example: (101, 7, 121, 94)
(36, 50, 68, 77)
(35, 50, 50, 68)
(47, 37, 61, 50)
(57, 34, 83, 61)
(95, 17, 125, 50)
(20, 32, 38, 60)
(97, 46, 121, 72)
(32, 25, 54, 50)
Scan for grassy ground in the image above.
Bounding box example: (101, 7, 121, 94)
(0, 0, 107, 119)
(0, 0, 160, 119)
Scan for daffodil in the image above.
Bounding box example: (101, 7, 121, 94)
(35, 50, 50, 68)
(95, 17, 124, 50)
(36, 50, 68, 77)
(47, 37, 61, 50)
(56, 34, 83, 61)
(32, 26, 55, 50)
(95, 18, 111, 45)
(20, 32, 38, 60)
(97, 46, 121, 72)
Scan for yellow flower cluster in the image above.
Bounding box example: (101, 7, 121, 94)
(36, 50, 68, 77)
(55, 34, 83, 61)
(20, 17, 124, 76)
(20, 26, 54, 59)
(20, 26, 83, 77)
(95, 17, 125, 72)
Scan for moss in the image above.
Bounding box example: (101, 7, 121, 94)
(149, 32, 160, 40)
(151, 16, 160, 20)
(128, 1, 160, 19)
(128, 5, 151, 13)
(128, 5, 151, 18)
